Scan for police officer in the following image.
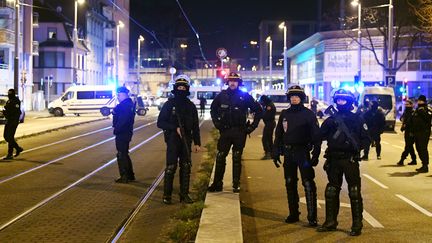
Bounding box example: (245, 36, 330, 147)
(112, 86, 136, 183)
(397, 99, 417, 166)
(208, 72, 262, 193)
(317, 89, 370, 236)
(272, 85, 321, 226)
(199, 96, 207, 117)
(157, 74, 201, 204)
(362, 101, 386, 160)
(259, 95, 276, 160)
(412, 95, 431, 173)
(3, 89, 23, 160)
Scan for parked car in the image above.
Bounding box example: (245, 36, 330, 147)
(0, 95, 25, 124)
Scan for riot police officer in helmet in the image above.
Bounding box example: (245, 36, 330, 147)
(157, 74, 201, 204)
(317, 89, 370, 236)
(208, 72, 263, 193)
(272, 85, 321, 226)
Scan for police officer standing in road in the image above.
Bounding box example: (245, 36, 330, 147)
(3, 89, 23, 160)
(361, 101, 386, 160)
(259, 95, 276, 160)
(397, 99, 417, 166)
(412, 95, 431, 173)
(272, 85, 321, 226)
(157, 74, 201, 204)
(208, 72, 262, 193)
(112, 86, 136, 183)
(317, 89, 370, 236)
(199, 95, 207, 118)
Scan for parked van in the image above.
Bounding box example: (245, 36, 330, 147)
(261, 89, 290, 113)
(358, 86, 396, 130)
(48, 85, 116, 117)
(189, 86, 222, 109)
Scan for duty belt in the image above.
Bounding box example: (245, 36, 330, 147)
(284, 144, 306, 151)
(327, 151, 354, 159)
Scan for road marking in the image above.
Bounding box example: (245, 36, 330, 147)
(362, 174, 389, 189)
(395, 194, 432, 217)
(381, 141, 389, 145)
(300, 197, 321, 209)
(391, 145, 404, 149)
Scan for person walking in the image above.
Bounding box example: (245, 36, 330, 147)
(397, 99, 417, 166)
(259, 95, 276, 160)
(208, 72, 262, 193)
(199, 96, 207, 117)
(112, 86, 136, 183)
(412, 95, 431, 173)
(272, 85, 321, 226)
(157, 74, 201, 204)
(317, 89, 370, 236)
(2, 89, 23, 160)
(361, 101, 386, 160)
(310, 98, 319, 115)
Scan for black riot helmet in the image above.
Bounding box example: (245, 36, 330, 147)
(333, 89, 356, 111)
(224, 72, 243, 85)
(286, 85, 306, 102)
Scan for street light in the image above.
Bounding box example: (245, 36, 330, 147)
(74, 0, 85, 85)
(266, 36, 273, 82)
(279, 21, 287, 88)
(351, 0, 362, 84)
(7, 0, 19, 92)
(137, 35, 144, 94)
(116, 20, 124, 87)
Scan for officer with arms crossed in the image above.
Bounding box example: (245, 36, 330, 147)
(272, 85, 321, 226)
(112, 86, 136, 183)
(157, 74, 201, 204)
(317, 89, 370, 236)
(208, 72, 263, 193)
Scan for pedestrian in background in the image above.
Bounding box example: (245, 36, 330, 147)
(208, 72, 262, 193)
(272, 85, 321, 226)
(397, 99, 417, 166)
(112, 86, 136, 183)
(412, 95, 431, 173)
(361, 101, 386, 160)
(157, 74, 201, 204)
(310, 98, 318, 115)
(259, 95, 276, 160)
(317, 89, 370, 236)
(2, 89, 23, 160)
(199, 95, 207, 117)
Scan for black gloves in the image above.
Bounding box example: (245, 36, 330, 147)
(273, 156, 282, 168)
(246, 125, 256, 134)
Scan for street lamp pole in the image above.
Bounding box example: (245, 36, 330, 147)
(351, 0, 362, 83)
(388, 0, 394, 79)
(266, 36, 272, 82)
(137, 35, 144, 94)
(74, 0, 85, 85)
(279, 22, 287, 89)
(13, 0, 19, 92)
(116, 20, 124, 87)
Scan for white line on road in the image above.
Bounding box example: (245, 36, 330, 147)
(362, 174, 389, 189)
(395, 194, 432, 217)
(391, 145, 404, 149)
(381, 141, 389, 145)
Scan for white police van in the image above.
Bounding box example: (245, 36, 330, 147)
(48, 85, 116, 117)
(261, 89, 290, 113)
(358, 86, 396, 130)
(189, 86, 222, 109)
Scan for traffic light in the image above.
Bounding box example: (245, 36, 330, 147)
(216, 69, 228, 80)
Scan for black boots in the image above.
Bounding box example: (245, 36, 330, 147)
(179, 163, 193, 204)
(232, 150, 242, 193)
(15, 147, 23, 157)
(317, 185, 340, 232)
(260, 152, 272, 160)
(163, 164, 176, 204)
(208, 151, 227, 192)
(407, 160, 417, 165)
(304, 181, 318, 226)
(285, 180, 300, 223)
(416, 165, 429, 173)
(349, 186, 363, 236)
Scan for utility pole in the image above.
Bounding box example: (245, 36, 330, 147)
(14, 0, 20, 93)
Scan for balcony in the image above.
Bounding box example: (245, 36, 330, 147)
(0, 28, 14, 45)
(0, 0, 14, 8)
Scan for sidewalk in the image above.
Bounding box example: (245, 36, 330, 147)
(0, 110, 109, 143)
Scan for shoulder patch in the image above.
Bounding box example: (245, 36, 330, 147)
(363, 123, 368, 131)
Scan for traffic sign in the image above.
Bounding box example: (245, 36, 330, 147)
(386, 75, 396, 86)
(216, 48, 227, 59)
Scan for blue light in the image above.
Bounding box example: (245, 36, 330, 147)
(240, 87, 248, 92)
(399, 86, 405, 92)
(216, 78, 221, 85)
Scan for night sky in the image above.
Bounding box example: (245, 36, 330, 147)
(130, 0, 320, 60)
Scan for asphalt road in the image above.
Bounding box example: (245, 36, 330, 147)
(241, 121, 432, 242)
(0, 112, 213, 242)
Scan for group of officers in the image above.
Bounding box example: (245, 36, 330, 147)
(110, 71, 430, 237)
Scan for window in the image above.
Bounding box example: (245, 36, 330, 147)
(266, 95, 288, 103)
(407, 62, 420, 71)
(39, 52, 65, 68)
(77, 91, 95, 99)
(48, 27, 57, 39)
(62, 91, 74, 101)
(95, 91, 113, 99)
(197, 91, 220, 99)
(364, 95, 392, 110)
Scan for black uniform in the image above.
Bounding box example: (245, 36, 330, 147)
(273, 103, 321, 225)
(412, 104, 431, 171)
(112, 97, 136, 182)
(157, 97, 200, 202)
(199, 97, 207, 117)
(3, 93, 23, 159)
(209, 88, 262, 192)
(362, 105, 386, 160)
(318, 109, 370, 235)
(398, 106, 416, 165)
(261, 97, 276, 159)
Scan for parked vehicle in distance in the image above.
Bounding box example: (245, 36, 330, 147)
(48, 85, 116, 117)
(155, 88, 172, 111)
(189, 86, 222, 109)
(261, 89, 290, 113)
(0, 95, 25, 124)
(358, 86, 396, 131)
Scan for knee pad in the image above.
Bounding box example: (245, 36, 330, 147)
(165, 164, 177, 177)
(180, 161, 192, 173)
(325, 185, 340, 198)
(232, 150, 242, 163)
(285, 177, 297, 190)
(303, 180, 317, 192)
(216, 151, 228, 164)
(348, 185, 362, 200)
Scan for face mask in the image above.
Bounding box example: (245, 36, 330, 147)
(8, 93, 14, 99)
(173, 90, 189, 97)
(337, 104, 351, 111)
